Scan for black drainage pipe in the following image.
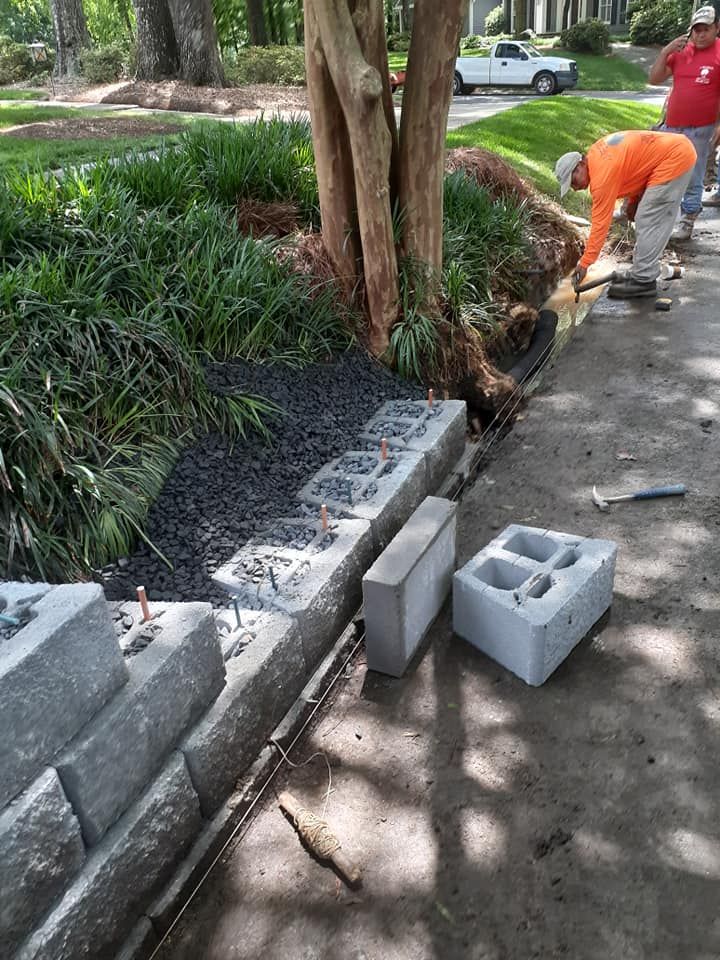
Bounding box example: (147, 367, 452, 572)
(507, 308, 558, 386)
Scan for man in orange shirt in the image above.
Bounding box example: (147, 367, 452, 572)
(555, 130, 696, 299)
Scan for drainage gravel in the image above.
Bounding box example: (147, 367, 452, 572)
(102, 351, 425, 607)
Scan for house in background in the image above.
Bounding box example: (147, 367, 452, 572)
(502, 0, 629, 34)
(394, 0, 500, 37)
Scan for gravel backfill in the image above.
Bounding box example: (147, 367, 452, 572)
(102, 351, 426, 608)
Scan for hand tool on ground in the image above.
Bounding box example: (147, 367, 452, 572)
(591, 483, 687, 511)
(278, 790, 362, 886)
(573, 271, 618, 303)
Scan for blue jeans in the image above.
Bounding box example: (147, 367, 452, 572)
(660, 123, 715, 214)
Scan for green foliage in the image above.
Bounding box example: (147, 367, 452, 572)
(0, 35, 41, 83)
(224, 44, 306, 85)
(0, 119, 354, 580)
(484, 5, 508, 36)
(461, 34, 484, 49)
(84, 0, 135, 46)
(80, 41, 135, 83)
(559, 18, 611, 53)
(387, 31, 411, 51)
(389, 259, 439, 382)
(0, 0, 51, 44)
(443, 170, 529, 302)
(628, 0, 692, 44)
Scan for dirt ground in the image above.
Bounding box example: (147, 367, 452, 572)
(3, 117, 185, 140)
(154, 206, 720, 960)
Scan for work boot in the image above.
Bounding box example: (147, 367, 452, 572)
(671, 214, 696, 241)
(607, 277, 657, 299)
(703, 187, 720, 207)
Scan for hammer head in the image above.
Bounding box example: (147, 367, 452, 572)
(591, 486, 609, 511)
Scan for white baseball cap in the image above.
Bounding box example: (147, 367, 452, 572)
(691, 5, 718, 26)
(555, 151, 583, 197)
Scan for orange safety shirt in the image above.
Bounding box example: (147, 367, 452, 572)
(579, 130, 697, 269)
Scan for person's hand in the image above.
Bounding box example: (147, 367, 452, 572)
(663, 34, 688, 55)
(573, 263, 587, 288)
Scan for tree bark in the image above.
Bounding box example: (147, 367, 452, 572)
(399, 0, 467, 277)
(513, 0, 527, 35)
(246, 0, 269, 45)
(312, 0, 399, 355)
(304, 2, 360, 294)
(168, 0, 225, 86)
(266, 0, 278, 43)
(401, 0, 410, 31)
(133, 0, 179, 81)
(50, 0, 90, 77)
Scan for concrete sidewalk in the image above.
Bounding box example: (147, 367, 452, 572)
(155, 212, 720, 960)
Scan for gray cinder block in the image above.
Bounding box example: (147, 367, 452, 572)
(182, 610, 304, 817)
(363, 497, 457, 677)
(213, 517, 374, 672)
(15, 753, 201, 960)
(0, 583, 128, 808)
(298, 449, 427, 552)
(55, 603, 225, 846)
(358, 399, 467, 493)
(0, 767, 85, 956)
(453, 524, 617, 686)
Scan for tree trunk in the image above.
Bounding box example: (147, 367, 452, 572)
(294, 0, 304, 42)
(399, 0, 466, 277)
(401, 0, 410, 31)
(513, 0, 527, 35)
(168, 0, 225, 86)
(133, 0, 179, 81)
(562, 0, 572, 30)
(50, 0, 90, 77)
(266, 0, 278, 42)
(304, 2, 361, 294)
(312, 0, 399, 356)
(246, 0, 269, 44)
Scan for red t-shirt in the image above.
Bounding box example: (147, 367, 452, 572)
(666, 39, 720, 127)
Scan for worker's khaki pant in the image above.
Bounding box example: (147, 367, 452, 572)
(632, 166, 694, 283)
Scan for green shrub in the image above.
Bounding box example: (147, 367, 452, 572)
(225, 45, 306, 86)
(0, 39, 36, 83)
(462, 34, 484, 49)
(387, 31, 411, 51)
(559, 18, 610, 53)
(79, 42, 134, 83)
(484, 5, 508, 36)
(628, 0, 692, 44)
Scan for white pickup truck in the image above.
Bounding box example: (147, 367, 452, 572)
(453, 41, 578, 96)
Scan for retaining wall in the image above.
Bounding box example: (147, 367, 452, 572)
(1, 396, 467, 958)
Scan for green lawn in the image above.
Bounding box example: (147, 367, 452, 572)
(0, 103, 196, 170)
(0, 87, 49, 100)
(389, 48, 647, 91)
(446, 97, 662, 213)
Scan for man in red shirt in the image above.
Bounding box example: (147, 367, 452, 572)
(649, 5, 720, 240)
(555, 130, 696, 298)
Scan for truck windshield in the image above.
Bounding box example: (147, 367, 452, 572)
(518, 42, 544, 57)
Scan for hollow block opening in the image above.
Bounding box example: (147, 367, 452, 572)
(504, 531, 557, 563)
(473, 557, 528, 591)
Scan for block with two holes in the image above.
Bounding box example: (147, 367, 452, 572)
(453, 524, 617, 685)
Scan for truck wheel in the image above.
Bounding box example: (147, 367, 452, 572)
(453, 71, 465, 96)
(534, 71, 557, 96)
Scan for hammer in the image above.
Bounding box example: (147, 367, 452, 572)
(591, 483, 687, 511)
(573, 271, 618, 303)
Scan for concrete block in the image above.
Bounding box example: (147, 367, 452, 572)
(453, 524, 617, 686)
(15, 753, 202, 960)
(181, 610, 305, 817)
(0, 583, 128, 808)
(298, 449, 427, 552)
(363, 497, 457, 677)
(0, 767, 85, 956)
(358, 399, 467, 492)
(213, 517, 374, 672)
(55, 603, 224, 846)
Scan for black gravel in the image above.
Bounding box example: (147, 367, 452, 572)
(102, 350, 426, 607)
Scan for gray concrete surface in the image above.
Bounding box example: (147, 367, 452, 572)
(153, 210, 720, 960)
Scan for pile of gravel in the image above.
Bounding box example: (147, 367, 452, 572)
(103, 351, 426, 607)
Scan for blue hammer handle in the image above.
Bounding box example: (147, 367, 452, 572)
(632, 484, 686, 500)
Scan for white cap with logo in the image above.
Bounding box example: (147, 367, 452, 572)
(691, 5, 718, 26)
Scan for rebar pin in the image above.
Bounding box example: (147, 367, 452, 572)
(380, 437, 388, 460)
(345, 478, 353, 505)
(136, 585, 152, 622)
(428, 388, 434, 408)
(268, 566, 278, 591)
(232, 598, 242, 629)
(321, 504, 328, 530)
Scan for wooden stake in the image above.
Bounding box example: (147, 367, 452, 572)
(278, 790, 361, 886)
(380, 437, 388, 460)
(136, 585, 151, 622)
(321, 504, 328, 530)
(428, 388, 434, 408)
